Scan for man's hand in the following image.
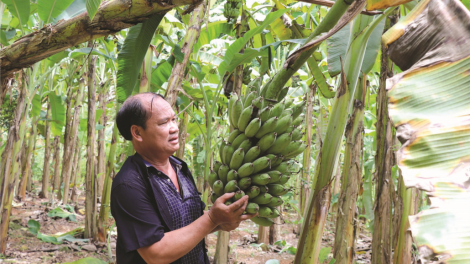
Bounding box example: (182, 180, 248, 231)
(208, 193, 257, 226)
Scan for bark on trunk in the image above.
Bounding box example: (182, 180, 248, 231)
(40, 103, 52, 198)
(333, 76, 366, 264)
(60, 78, 84, 203)
(165, 1, 206, 107)
(269, 211, 281, 245)
(214, 231, 230, 263)
(52, 136, 61, 195)
(96, 84, 108, 196)
(258, 226, 269, 247)
(85, 51, 98, 240)
(175, 111, 188, 160)
(70, 138, 82, 204)
(0, 0, 199, 80)
(18, 116, 38, 201)
(0, 76, 26, 253)
(371, 14, 397, 264)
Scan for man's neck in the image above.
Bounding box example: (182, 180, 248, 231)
(139, 152, 172, 172)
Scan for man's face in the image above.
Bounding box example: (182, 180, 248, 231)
(138, 96, 179, 156)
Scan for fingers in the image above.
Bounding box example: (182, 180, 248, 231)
(239, 213, 258, 221)
(228, 195, 248, 211)
(217, 192, 235, 203)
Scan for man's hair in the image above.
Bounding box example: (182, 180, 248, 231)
(116, 92, 165, 141)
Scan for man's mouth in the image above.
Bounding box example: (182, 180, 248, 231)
(169, 136, 178, 143)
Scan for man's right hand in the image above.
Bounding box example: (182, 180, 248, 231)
(208, 193, 256, 226)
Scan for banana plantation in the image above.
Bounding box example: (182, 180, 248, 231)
(1, 0, 469, 263)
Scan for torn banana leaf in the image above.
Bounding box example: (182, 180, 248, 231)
(385, 0, 470, 262)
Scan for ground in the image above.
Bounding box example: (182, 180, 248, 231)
(0, 184, 372, 264)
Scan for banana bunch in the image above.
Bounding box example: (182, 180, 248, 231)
(242, 66, 252, 85)
(207, 92, 308, 227)
(223, 0, 241, 24)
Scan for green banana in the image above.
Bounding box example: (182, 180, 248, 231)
(210, 192, 219, 203)
(238, 177, 252, 190)
(266, 170, 282, 183)
(271, 156, 283, 167)
(277, 87, 289, 102)
(246, 186, 260, 199)
(251, 173, 271, 185)
(267, 184, 288, 196)
(292, 114, 305, 126)
(229, 148, 245, 170)
(223, 144, 235, 165)
(218, 164, 229, 185)
(207, 170, 219, 188)
(237, 163, 254, 178)
(224, 180, 238, 193)
(234, 190, 245, 200)
(252, 96, 263, 109)
(238, 139, 253, 152)
(227, 169, 238, 182)
(273, 162, 289, 175)
(258, 206, 273, 218)
(252, 156, 271, 174)
(228, 93, 238, 127)
(279, 174, 290, 185)
(291, 127, 303, 141)
(279, 109, 293, 118)
(255, 117, 278, 139)
(264, 154, 279, 167)
(225, 201, 232, 206)
(269, 102, 285, 119)
(244, 118, 261, 138)
(228, 129, 241, 144)
(266, 196, 283, 207)
(258, 185, 269, 193)
(274, 115, 293, 135)
(245, 203, 260, 214)
(231, 133, 248, 150)
(213, 161, 222, 174)
(259, 106, 272, 122)
(213, 180, 224, 196)
(238, 105, 254, 132)
(265, 132, 292, 154)
(251, 193, 272, 204)
(269, 208, 280, 218)
(285, 143, 308, 159)
(231, 99, 243, 128)
(292, 101, 306, 120)
(256, 132, 277, 152)
(243, 146, 261, 163)
(244, 91, 258, 107)
(219, 140, 227, 163)
(280, 140, 303, 156)
(250, 216, 274, 227)
(283, 98, 294, 109)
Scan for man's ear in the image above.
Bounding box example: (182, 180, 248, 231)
(130, 125, 143, 142)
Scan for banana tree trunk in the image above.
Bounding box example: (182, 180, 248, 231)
(40, 102, 52, 198)
(70, 137, 82, 204)
(294, 10, 388, 262)
(0, 77, 26, 253)
(85, 51, 98, 240)
(98, 116, 120, 242)
(165, 1, 207, 107)
(371, 14, 397, 264)
(52, 136, 61, 195)
(333, 76, 366, 264)
(175, 111, 189, 160)
(18, 115, 38, 201)
(301, 85, 315, 215)
(60, 79, 84, 203)
(393, 174, 419, 264)
(97, 83, 108, 196)
(0, 0, 198, 81)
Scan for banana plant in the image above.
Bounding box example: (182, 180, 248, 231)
(379, 0, 470, 262)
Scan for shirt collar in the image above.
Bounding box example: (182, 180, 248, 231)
(142, 156, 182, 170)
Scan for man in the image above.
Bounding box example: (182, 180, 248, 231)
(111, 92, 256, 264)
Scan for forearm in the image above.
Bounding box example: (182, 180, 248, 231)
(138, 212, 217, 264)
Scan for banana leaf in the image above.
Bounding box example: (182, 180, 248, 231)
(384, 0, 470, 262)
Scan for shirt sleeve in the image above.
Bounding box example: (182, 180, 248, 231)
(111, 179, 166, 252)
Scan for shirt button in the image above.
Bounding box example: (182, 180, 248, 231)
(167, 179, 170, 182)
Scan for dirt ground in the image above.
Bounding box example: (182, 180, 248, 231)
(0, 185, 372, 264)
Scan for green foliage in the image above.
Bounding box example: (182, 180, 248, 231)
(47, 207, 77, 222)
(63, 257, 107, 264)
(37, 0, 74, 24)
(0, 92, 18, 131)
(116, 14, 164, 102)
(1, 0, 29, 30)
(27, 220, 88, 245)
(85, 0, 102, 21)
